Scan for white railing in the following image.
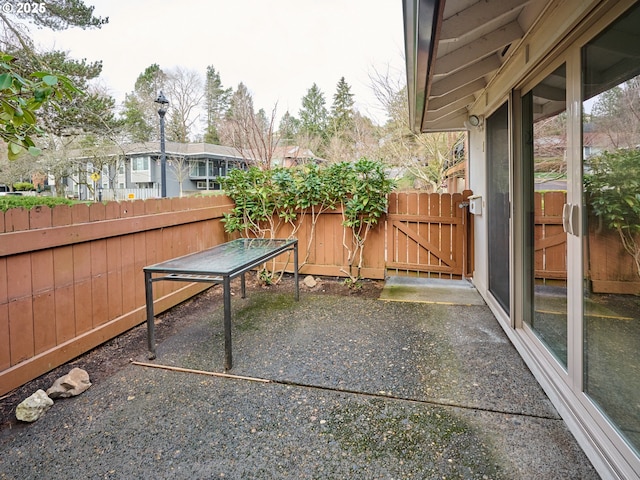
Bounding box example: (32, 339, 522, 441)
(49, 186, 161, 201)
(99, 187, 161, 201)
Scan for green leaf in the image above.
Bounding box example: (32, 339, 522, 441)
(2, 102, 15, 117)
(34, 88, 48, 103)
(0, 73, 13, 90)
(21, 109, 36, 125)
(9, 142, 23, 155)
(42, 75, 59, 86)
(28, 146, 42, 156)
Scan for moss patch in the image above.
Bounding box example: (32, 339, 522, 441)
(233, 293, 297, 331)
(323, 398, 505, 479)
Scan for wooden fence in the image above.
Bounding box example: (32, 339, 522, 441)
(586, 217, 640, 295)
(275, 206, 386, 280)
(2, 191, 637, 395)
(534, 191, 567, 280)
(386, 190, 473, 278)
(534, 191, 639, 293)
(0, 195, 234, 396)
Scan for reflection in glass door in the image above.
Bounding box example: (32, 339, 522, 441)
(582, 5, 640, 455)
(523, 65, 569, 369)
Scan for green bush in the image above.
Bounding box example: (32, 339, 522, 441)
(219, 158, 396, 283)
(13, 182, 35, 191)
(0, 196, 74, 212)
(584, 148, 640, 278)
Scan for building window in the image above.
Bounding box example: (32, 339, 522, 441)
(190, 160, 207, 177)
(132, 157, 150, 171)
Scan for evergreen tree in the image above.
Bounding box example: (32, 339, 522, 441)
(0, 0, 107, 33)
(0, 0, 110, 156)
(227, 82, 254, 120)
(298, 83, 328, 140)
(121, 93, 153, 142)
(256, 108, 269, 138)
(35, 50, 118, 136)
(330, 77, 355, 136)
(122, 64, 167, 142)
(203, 65, 231, 144)
(278, 111, 300, 143)
(221, 82, 255, 149)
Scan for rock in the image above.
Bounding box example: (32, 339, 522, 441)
(46, 367, 92, 399)
(16, 390, 53, 422)
(303, 275, 317, 288)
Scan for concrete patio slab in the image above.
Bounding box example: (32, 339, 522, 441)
(0, 288, 599, 479)
(380, 276, 486, 305)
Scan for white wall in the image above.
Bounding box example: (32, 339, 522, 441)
(467, 126, 488, 297)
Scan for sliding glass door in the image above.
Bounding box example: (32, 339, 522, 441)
(519, 3, 640, 458)
(522, 64, 569, 369)
(582, 5, 640, 455)
(487, 103, 511, 314)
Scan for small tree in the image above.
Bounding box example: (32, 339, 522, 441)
(165, 66, 204, 142)
(220, 167, 282, 240)
(584, 148, 640, 279)
(220, 166, 298, 284)
(0, 150, 33, 188)
(333, 158, 395, 283)
(295, 163, 341, 265)
(169, 155, 190, 197)
(75, 134, 120, 200)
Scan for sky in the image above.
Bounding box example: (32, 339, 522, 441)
(30, 0, 407, 127)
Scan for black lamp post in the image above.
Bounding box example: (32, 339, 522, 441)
(155, 91, 169, 197)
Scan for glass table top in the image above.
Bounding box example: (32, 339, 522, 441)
(144, 238, 297, 276)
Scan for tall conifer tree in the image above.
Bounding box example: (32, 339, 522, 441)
(298, 83, 328, 140)
(330, 77, 355, 136)
(203, 66, 231, 144)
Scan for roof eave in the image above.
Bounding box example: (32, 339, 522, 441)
(403, 0, 443, 133)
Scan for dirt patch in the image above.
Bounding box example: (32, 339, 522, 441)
(0, 274, 383, 434)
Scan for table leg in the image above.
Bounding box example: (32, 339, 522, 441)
(294, 242, 299, 301)
(223, 275, 233, 370)
(144, 271, 156, 359)
(241, 272, 246, 298)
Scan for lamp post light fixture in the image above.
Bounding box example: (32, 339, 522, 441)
(155, 91, 169, 197)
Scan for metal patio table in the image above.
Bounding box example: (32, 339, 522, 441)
(144, 238, 298, 370)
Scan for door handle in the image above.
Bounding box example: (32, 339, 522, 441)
(562, 203, 572, 235)
(562, 203, 580, 237)
(569, 204, 580, 237)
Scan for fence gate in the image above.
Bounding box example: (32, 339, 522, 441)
(386, 191, 473, 278)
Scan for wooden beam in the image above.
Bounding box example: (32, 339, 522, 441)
(427, 94, 477, 116)
(427, 79, 486, 110)
(392, 220, 458, 269)
(441, 0, 530, 41)
(431, 56, 499, 94)
(434, 21, 524, 76)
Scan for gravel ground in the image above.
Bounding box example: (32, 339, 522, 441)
(0, 276, 599, 479)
